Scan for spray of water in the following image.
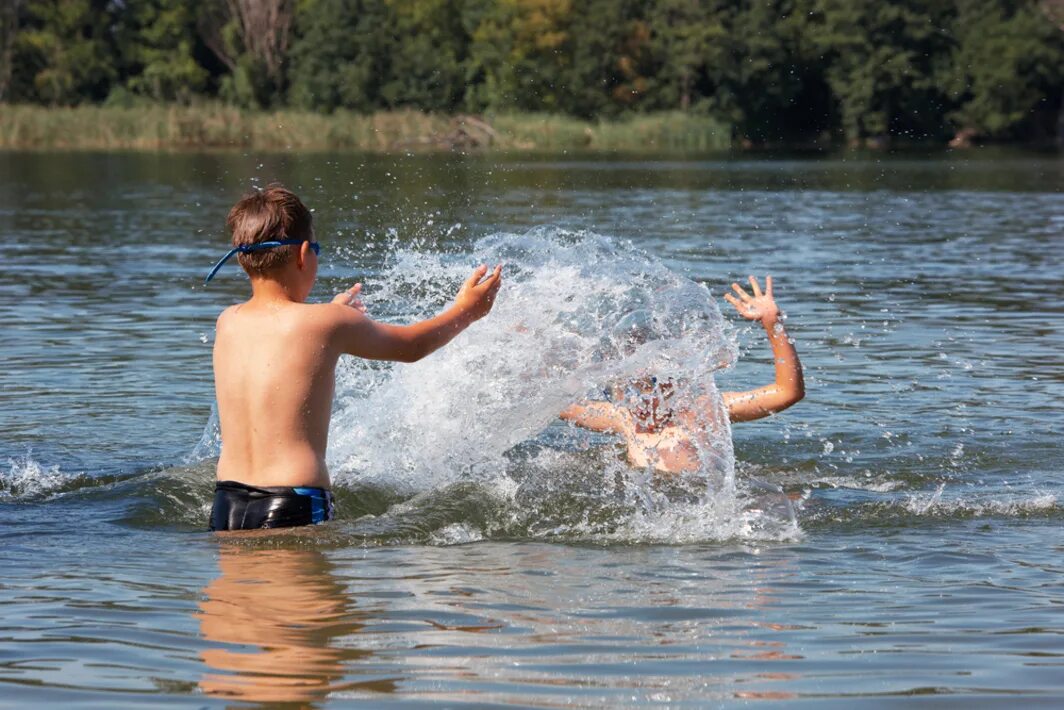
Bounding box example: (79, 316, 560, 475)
(317, 228, 797, 541)
(189, 227, 799, 541)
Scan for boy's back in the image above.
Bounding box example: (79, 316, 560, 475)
(214, 301, 339, 489)
(206, 185, 501, 531)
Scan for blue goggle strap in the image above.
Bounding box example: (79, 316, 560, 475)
(204, 239, 314, 285)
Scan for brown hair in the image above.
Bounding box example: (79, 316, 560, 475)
(225, 184, 313, 274)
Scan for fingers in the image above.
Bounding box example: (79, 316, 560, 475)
(748, 275, 762, 297)
(332, 283, 365, 308)
(476, 264, 503, 292)
(723, 293, 741, 309)
(765, 275, 773, 297)
(464, 264, 489, 290)
(731, 282, 752, 301)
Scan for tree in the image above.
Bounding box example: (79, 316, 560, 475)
(111, 0, 208, 102)
(200, 0, 294, 108)
(941, 1, 1064, 143)
(808, 0, 954, 144)
(562, 0, 655, 117)
(463, 0, 573, 112)
(647, 0, 722, 112)
(11, 0, 116, 105)
(0, 0, 20, 101)
(287, 0, 394, 112)
(380, 0, 468, 111)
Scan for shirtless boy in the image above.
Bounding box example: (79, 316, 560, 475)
(560, 276, 803, 474)
(206, 185, 502, 531)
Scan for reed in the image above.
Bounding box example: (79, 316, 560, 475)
(0, 104, 731, 152)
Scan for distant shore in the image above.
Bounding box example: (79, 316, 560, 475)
(0, 105, 732, 153)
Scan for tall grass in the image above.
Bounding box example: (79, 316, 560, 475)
(0, 104, 731, 152)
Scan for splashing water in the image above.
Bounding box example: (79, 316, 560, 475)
(1, 456, 68, 501)
(329, 228, 799, 541)
(196, 228, 799, 542)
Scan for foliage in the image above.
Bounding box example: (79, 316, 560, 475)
(0, 103, 729, 151)
(3, 0, 1063, 145)
(941, 0, 1064, 140)
(111, 0, 207, 102)
(11, 0, 115, 105)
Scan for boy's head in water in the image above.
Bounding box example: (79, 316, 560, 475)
(223, 185, 319, 298)
(622, 376, 678, 433)
(561, 275, 804, 475)
(609, 319, 682, 432)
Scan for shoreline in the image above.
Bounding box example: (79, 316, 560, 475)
(0, 105, 732, 153)
(4, 104, 1057, 155)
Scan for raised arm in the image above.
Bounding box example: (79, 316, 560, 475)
(721, 276, 804, 423)
(331, 265, 502, 363)
(560, 401, 628, 434)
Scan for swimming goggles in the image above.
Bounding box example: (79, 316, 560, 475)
(204, 239, 319, 284)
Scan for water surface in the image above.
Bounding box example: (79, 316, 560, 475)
(0, 151, 1061, 706)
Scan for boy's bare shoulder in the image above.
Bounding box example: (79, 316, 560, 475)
(307, 301, 367, 325)
(215, 303, 242, 328)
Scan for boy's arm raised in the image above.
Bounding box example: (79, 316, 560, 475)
(720, 276, 805, 423)
(331, 265, 502, 363)
(560, 401, 628, 434)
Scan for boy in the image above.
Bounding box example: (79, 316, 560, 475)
(560, 276, 803, 474)
(205, 185, 502, 531)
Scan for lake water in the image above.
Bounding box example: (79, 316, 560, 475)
(1, 151, 1062, 707)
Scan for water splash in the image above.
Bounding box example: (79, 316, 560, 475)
(1, 456, 69, 501)
(192, 227, 803, 542)
(322, 228, 794, 542)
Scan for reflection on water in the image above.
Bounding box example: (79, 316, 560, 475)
(194, 540, 811, 705)
(196, 543, 395, 703)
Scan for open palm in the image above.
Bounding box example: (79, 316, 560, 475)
(724, 276, 780, 322)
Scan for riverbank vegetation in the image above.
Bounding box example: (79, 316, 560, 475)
(0, 104, 730, 151)
(1, 1, 1062, 151)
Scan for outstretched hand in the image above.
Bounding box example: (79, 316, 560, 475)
(332, 283, 367, 313)
(454, 264, 503, 320)
(724, 275, 780, 323)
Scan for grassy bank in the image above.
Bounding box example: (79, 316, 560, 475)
(0, 104, 731, 153)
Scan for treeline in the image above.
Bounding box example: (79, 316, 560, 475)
(2, 0, 1063, 147)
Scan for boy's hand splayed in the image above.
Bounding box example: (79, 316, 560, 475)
(724, 275, 779, 323)
(454, 264, 504, 321)
(332, 283, 367, 313)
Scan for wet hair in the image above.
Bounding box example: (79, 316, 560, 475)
(225, 184, 313, 275)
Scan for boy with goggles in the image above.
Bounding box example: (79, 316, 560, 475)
(204, 185, 502, 531)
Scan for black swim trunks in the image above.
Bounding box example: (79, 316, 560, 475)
(209, 480, 336, 531)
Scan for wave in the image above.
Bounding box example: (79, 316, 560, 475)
(4, 453, 1057, 545)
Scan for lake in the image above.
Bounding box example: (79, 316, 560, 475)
(1, 151, 1062, 707)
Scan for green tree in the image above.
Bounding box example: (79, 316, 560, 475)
(463, 0, 573, 111)
(111, 0, 208, 102)
(382, 0, 468, 110)
(11, 0, 116, 105)
(0, 0, 20, 101)
(808, 0, 954, 143)
(287, 0, 394, 111)
(941, 0, 1064, 142)
(199, 0, 295, 108)
(647, 0, 723, 111)
(713, 1, 834, 144)
(562, 0, 656, 117)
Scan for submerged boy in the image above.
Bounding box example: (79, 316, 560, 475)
(205, 185, 502, 531)
(560, 276, 804, 474)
